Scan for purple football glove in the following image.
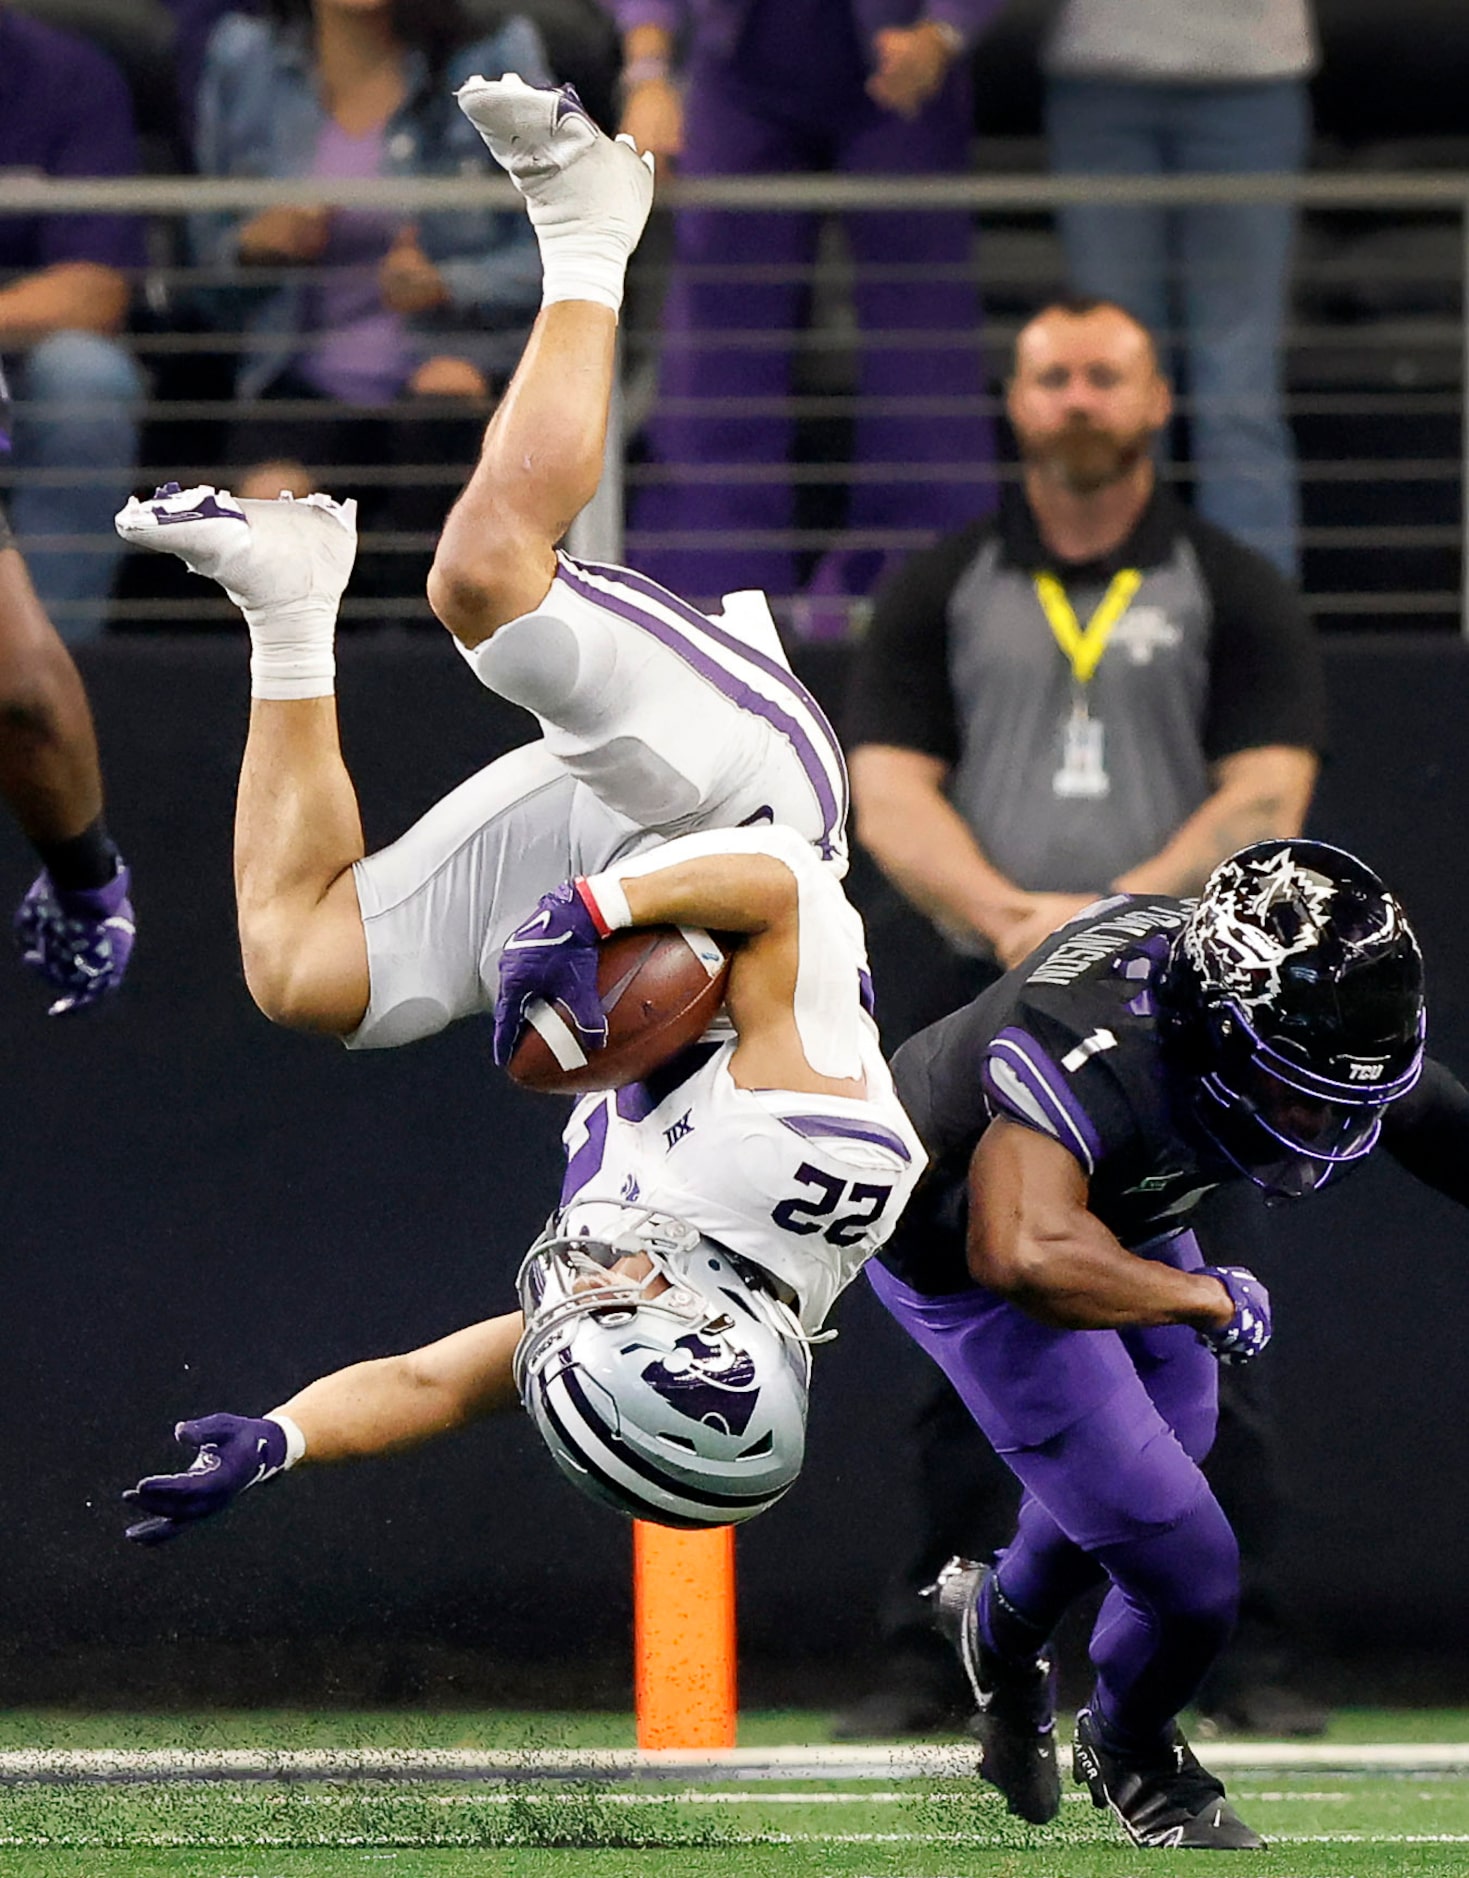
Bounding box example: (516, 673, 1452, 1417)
(123, 1413, 292, 1546)
(15, 861, 135, 1014)
(493, 878, 609, 1067)
(1198, 1265, 1273, 1367)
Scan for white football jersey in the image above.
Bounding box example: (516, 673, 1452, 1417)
(555, 1026, 923, 1334)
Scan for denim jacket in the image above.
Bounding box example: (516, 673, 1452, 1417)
(193, 13, 550, 397)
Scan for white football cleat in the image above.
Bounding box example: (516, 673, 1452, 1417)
(114, 483, 357, 617)
(455, 74, 654, 249)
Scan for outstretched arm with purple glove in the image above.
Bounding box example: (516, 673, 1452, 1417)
(124, 1312, 525, 1543)
(0, 394, 134, 1014)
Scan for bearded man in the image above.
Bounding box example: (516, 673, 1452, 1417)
(831, 296, 1328, 1742)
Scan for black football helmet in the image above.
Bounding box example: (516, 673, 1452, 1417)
(1161, 839, 1425, 1199)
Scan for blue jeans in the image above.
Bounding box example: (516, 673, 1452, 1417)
(1046, 78, 1309, 580)
(8, 331, 144, 641)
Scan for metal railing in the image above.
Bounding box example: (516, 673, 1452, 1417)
(2, 170, 1465, 635)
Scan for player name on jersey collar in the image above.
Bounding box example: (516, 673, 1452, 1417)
(1027, 899, 1187, 986)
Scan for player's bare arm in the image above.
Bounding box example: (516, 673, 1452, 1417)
(0, 544, 104, 842)
(122, 1312, 527, 1544)
(511, 820, 872, 1105)
(1111, 745, 1318, 900)
(0, 518, 136, 1013)
(611, 842, 867, 1100)
(273, 1310, 526, 1463)
(967, 1117, 1234, 1332)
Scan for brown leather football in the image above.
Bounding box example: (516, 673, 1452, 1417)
(506, 924, 730, 1094)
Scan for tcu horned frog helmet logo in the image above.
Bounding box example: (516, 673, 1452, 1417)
(1183, 845, 1407, 1013)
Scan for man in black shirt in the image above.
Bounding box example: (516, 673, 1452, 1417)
(848, 297, 1323, 971)
(840, 297, 1325, 1739)
(872, 839, 1468, 1847)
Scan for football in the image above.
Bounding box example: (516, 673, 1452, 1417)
(507, 924, 731, 1094)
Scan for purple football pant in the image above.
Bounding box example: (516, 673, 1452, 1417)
(630, 52, 996, 605)
(868, 1229, 1238, 1750)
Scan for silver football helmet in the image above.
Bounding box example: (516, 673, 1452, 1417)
(513, 1209, 812, 1529)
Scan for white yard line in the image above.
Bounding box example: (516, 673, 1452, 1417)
(6, 1834, 1469, 1851)
(2, 1742, 1469, 1783)
(214, 1788, 1361, 1807)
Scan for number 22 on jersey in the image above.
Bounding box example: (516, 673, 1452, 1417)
(772, 1163, 895, 1248)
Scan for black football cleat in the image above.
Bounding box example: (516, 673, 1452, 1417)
(924, 1556, 1060, 1824)
(1072, 1705, 1266, 1849)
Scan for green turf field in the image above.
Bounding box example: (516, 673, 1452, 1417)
(2, 1710, 1468, 1877)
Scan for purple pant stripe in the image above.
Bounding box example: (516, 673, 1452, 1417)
(562, 555, 848, 845)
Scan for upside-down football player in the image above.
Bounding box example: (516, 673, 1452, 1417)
(125, 824, 920, 1531)
(871, 838, 1469, 1850)
(119, 80, 919, 1529)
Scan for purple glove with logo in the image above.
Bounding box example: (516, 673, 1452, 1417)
(1198, 1265, 1273, 1366)
(123, 1413, 296, 1545)
(493, 877, 609, 1066)
(15, 861, 135, 1014)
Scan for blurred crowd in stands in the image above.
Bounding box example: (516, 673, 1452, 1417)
(1, 0, 1465, 639)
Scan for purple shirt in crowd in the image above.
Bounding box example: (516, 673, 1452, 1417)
(735, 0, 867, 113)
(604, 0, 1010, 62)
(0, 10, 147, 277)
(296, 120, 413, 406)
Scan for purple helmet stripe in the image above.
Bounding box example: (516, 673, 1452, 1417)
(778, 1114, 913, 1161)
(1230, 999, 1425, 1105)
(985, 1028, 1103, 1174)
(560, 556, 848, 857)
(1199, 1069, 1384, 1166)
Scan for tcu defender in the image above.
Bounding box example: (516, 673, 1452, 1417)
(115, 76, 846, 1058)
(123, 826, 921, 1534)
(873, 839, 1469, 1849)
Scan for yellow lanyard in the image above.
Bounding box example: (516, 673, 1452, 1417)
(1033, 568, 1143, 687)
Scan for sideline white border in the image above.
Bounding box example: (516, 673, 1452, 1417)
(2, 1742, 1469, 1784)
